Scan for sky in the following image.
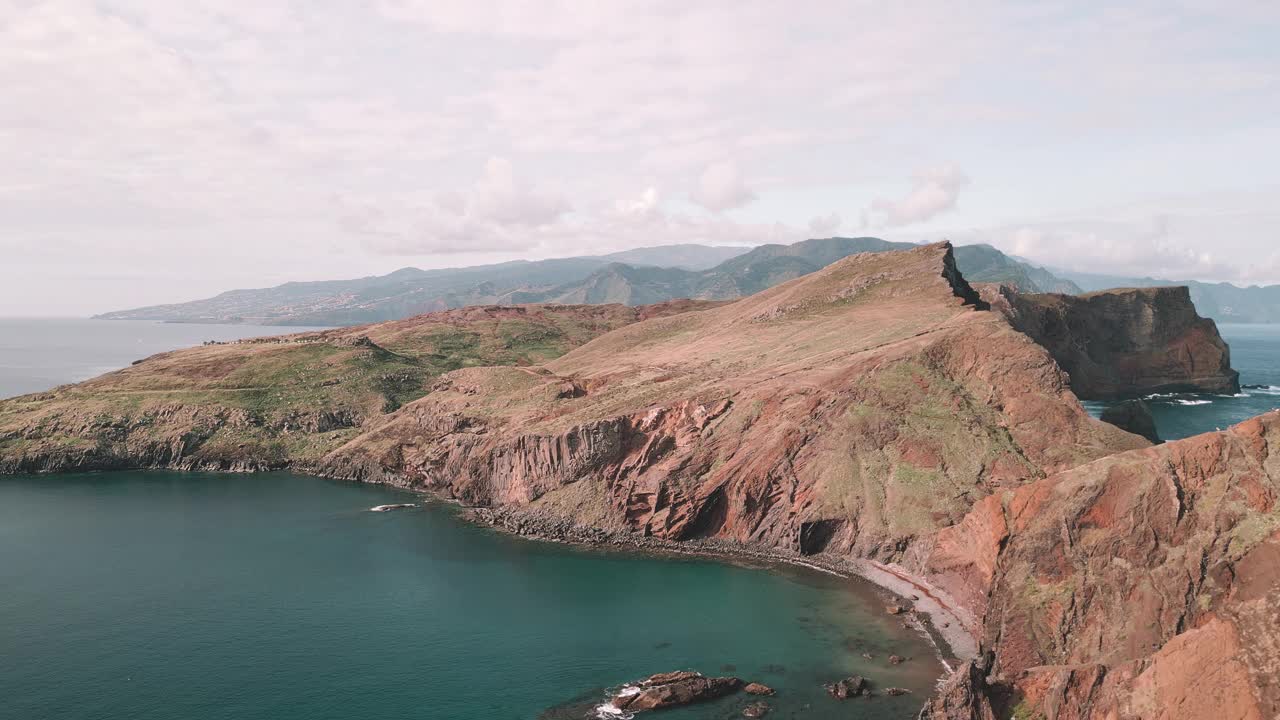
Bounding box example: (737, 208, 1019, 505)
(2, 0, 1279, 316)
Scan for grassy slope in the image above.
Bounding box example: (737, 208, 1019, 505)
(0, 303, 711, 472)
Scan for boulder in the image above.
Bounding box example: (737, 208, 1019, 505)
(825, 675, 869, 699)
(743, 682, 775, 696)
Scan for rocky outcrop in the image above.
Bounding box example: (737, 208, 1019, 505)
(321, 244, 1144, 566)
(609, 671, 743, 712)
(989, 285, 1239, 399)
(1099, 398, 1161, 443)
(915, 410, 1280, 719)
(826, 675, 869, 699)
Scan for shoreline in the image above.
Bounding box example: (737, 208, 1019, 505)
(456, 503, 978, 671)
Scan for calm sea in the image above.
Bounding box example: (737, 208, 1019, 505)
(0, 319, 942, 719)
(0, 318, 330, 399)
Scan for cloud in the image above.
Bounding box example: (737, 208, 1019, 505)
(868, 165, 970, 227)
(342, 157, 569, 254)
(615, 187, 661, 218)
(808, 212, 842, 237)
(690, 161, 756, 212)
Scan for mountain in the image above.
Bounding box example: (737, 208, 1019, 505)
(951, 243, 1082, 293)
(95, 239, 1078, 326)
(600, 243, 751, 270)
(6, 242, 1274, 718)
(1057, 269, 1280, 323)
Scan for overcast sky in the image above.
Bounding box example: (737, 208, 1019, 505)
(3, 1, 1279, 316)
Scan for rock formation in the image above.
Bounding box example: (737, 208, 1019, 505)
(609, 671, 742, 711)
(915, 410, 1280, 719)
(320, 243, 1143, 562)
(1099, 398, 1161, 443)
(988, 285, 1240, 399)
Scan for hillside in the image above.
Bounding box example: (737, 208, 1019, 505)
(0, 301, 717, 472)
(95, 239, 1078, 326)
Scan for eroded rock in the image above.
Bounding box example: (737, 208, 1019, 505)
(610, 671, 743, 712)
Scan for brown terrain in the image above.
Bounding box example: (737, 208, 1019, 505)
(2, 242, 1275, 718)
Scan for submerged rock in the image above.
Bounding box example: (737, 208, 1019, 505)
(610, 671, 743, 712)
(369, 503, 415, 512)
(742, 700, 770, 717)
(1100, 399, 1161, 444)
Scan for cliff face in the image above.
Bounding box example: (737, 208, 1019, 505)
(322, 243, 1142, 564)
(917, 411, 1280, 719)
(989, 285, 1239, 399)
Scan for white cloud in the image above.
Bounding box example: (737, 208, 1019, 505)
(868, 165, 970, 227)
(808, 212, 842, 237)
(690, 161, 756, 212)
(342, 157, 569, 254)
(615, 187, 660, 218)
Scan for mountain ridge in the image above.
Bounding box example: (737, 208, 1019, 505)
(95, 239, 1079, 326)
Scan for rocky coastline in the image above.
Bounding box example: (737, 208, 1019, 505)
(464, 503, 976, 668)
(5, 243, 1276, 719)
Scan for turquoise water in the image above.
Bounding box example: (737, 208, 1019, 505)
(0, 318, 329, 399)
(0, 472, 942, 720)
(1083, 324, 1280, 440)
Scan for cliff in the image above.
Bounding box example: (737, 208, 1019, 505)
(917, 410, 1280, 719)
(320, 242, 1143, 562)
(988, 285, 1240, 399)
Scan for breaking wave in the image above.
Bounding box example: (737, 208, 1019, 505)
(1243, 384, 1280, 396)
(593, 687, 638, 720)
(1172, 399, 1213, 406)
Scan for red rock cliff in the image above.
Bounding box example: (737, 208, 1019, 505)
(918, 410, 1280, 719)
(988, 285, 1240, 399)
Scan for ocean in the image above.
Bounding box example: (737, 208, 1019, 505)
(0, 318, 330, 400)
(1082, 324, 1280, 441)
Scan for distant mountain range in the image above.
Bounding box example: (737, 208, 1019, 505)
(1055, 270, 1280, 324)
(96, 238, 1088, 326)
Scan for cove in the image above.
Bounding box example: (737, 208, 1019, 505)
(1, 472, 943, 720)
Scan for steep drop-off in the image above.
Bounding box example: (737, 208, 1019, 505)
(917, 410, 1280, 719)
(987, 285, 1240, 399)
(321, 243, 1143, 569)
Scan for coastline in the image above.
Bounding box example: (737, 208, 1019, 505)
(459, 503, 978, 672)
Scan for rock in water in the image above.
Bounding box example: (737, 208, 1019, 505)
(1099, 399, 1161, 443)
(825, 675, 869, 699)
(742, 700, 770, 717)
(743, 682, 775, 696)
(610, 671, 743, 712)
